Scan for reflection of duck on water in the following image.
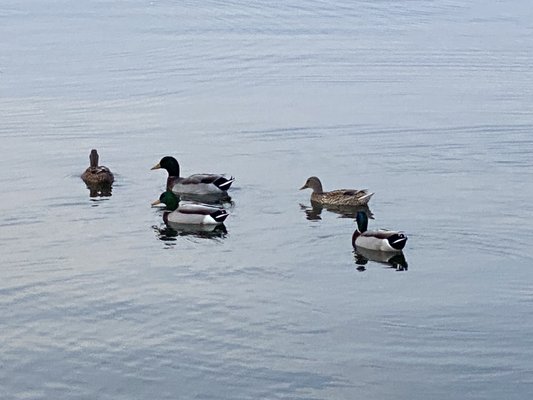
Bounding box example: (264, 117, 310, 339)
(300, 202, 374, 221)
(87, 185, 112, 198)
(354, 247, 408, 271)
(154, 221, 228, 242)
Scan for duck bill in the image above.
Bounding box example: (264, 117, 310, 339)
(151, 199, 162, 206)
(299, 184, 307, 190)
(150, 162, 161, 170)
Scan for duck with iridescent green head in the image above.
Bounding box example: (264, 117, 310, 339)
(151, 156, 234, 197)
(152, 191, 228, 225)
(352, 211, 407, 252)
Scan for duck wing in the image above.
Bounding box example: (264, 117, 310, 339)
(361, 229, 407, 250)
(177, 203, 224, 215)
(361, 229, 400, 239)
(175, 203, 229, 224)
(337, 188, 371, 197)
(179, 174, 235, 190)
(321, 189, 374, 205)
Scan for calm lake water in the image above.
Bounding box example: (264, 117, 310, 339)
(1, 1, 533, 399)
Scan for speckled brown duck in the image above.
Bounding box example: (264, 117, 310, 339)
(81, 149, 114, 186)
(299, 176, 374, 207)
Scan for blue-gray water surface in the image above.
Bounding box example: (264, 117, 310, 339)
(1, 1, 533, 399)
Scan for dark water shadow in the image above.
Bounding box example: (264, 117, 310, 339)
(153, 222, 228, 245)
(300, 202, 374, 221)
(353, 247, 408, 272)
(85, 183, 112, 200)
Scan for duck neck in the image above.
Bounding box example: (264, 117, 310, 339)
(165, 159, 181, 178)
(166, 176, 177, 191)
(89, 150, 99, 168)
(311, 180, 323, 194)
(356, 212, 368, 233)
(352, 230, 360, 247)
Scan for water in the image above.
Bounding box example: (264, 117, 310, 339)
(1, 1, 533, 399)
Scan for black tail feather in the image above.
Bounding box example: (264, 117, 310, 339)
(387, 233, 408, 250)
(211, 209, 229, 223)
(213, 176, 235, 191)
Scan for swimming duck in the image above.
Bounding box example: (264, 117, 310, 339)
(299, 176, 373, 207)
(81, 149, 114, 185)
(152, 191, 229, 225)
(352, 211, 407, 252)
(151, 156, 234, 196)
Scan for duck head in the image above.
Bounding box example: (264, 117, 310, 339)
(299, 176, 324, 193)
(151, 156, 181, 177)
(151, 190, 180, 211)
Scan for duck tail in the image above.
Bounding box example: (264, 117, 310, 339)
(387, 233, 408, 250)
(211, 209, 229, 223)
(358, 192, 374, 205)
(214, 176, 235, 191)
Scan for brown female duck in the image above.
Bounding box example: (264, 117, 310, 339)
(299, 176, 373, 207)
(81, 149, 114, 186)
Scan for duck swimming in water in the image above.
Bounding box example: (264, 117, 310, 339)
(152, 191, 229, 225)
(352, 211, 407, 252)
(300, 176, 373, 207)
(151, 156, 234, 196)
(81, 149, 114, 186)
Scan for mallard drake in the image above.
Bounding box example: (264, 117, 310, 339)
(299, 176, 373, 206)
(81, 149, 114, 185)
(152, 191, 229, 225)
(352, 211, 407, 252)
(151, 156, 234, 196)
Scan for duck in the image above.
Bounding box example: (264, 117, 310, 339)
(299, 176, 373, 207)
(81, 149, 114, 185)
(152, 190, 229, 225)
(352, 211, 407, 252)
(151, 156, 234, 196)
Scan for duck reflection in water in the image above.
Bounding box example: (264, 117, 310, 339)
(154, 221, 228, 243)
(353, 247, 408, 271)
(86, 183, 112, 198)
(300, 201, 374, 221)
